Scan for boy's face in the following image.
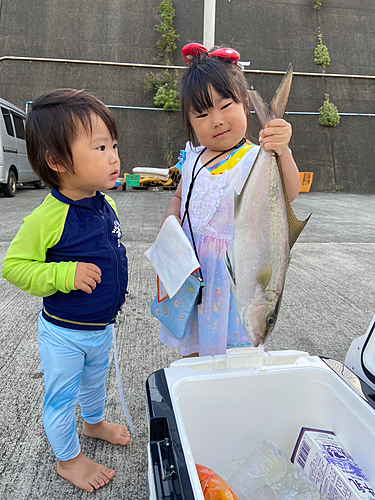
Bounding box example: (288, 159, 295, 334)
(58, 113, 120, 200)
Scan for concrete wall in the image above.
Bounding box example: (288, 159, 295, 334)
(0, 0, 374, 192)
(215, 0, 375, 193)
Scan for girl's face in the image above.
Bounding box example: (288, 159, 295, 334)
(188, 86, 247, 153)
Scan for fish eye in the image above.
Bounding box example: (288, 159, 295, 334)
(266, 314, 275, 327)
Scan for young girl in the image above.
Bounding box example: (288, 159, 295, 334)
(159, 43, 301, 357)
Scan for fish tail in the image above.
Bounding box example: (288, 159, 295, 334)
(248, 63, 293, 127)
(270, 63, 293, 119)
(247, 89, 273, 129)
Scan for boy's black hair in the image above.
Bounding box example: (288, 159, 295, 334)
(25, 88, 118, 190)
(180, 51, 252, 145)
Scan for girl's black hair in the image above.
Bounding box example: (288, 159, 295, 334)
(180, 50, 251, 145)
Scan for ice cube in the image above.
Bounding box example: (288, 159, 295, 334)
(251, 484, 277, 500)
(227, 440, 290, 500)
(227, 440, 323, 500)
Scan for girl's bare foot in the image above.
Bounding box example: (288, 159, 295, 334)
(57, 452, 115, 493)
(82, 420, 130, 446)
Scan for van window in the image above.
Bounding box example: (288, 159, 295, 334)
(1, 107, 15, 137)
(12, 113, 25, 140)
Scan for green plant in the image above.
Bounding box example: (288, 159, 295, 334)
(318, 94, 340, 127)
(313, 0, 326, 9)
(314, 32, 330, 68)
(155, 0, 180, 62)
(144, 70, 180, 110)
(155, 86, 179, 110)
(144, 1, 180, 110)
(165, 147, 173, 167)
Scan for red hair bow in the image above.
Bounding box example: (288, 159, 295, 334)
(182, 43, 240, 65)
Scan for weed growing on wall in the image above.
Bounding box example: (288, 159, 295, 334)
(144, 0, 180, 111)
(314, 32, 330, 68)
(318, 94, 340, 127)
(144, 70, 180, 111)
(155, 0, 180, 62)
(312, 5, 339, 130)
(313, 0, 326, 9)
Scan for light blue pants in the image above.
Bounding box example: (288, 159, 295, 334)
(38, 311, 113, 461)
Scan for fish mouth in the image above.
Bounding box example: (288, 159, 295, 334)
(241, 294, 279, 347)
(250, 331, 266, 348)
(239, 308, 266, 347)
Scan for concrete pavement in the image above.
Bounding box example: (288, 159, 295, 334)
(1, 188, 375, 499)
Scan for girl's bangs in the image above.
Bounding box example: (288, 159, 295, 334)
(188, 86, 214, 114)
(186, 70, 239, 114)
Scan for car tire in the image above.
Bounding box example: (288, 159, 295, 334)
(2, 169, 17, 197)
(33, 180, 46, 189)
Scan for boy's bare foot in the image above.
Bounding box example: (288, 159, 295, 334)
(57, 452, 115, 493)
(82, 420, 130, 446)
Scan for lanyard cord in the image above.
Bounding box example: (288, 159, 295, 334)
(181, 138, 246, 298)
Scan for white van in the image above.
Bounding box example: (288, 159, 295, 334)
(0, 97, 44, 197)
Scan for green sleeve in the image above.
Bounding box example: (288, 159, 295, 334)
(2, 194, 77, 297)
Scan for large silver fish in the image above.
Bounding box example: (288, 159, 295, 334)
(225, 64, 310, 347)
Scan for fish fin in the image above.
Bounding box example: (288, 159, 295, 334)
(255, 263, 272, 290)
(224, 249, 236, 290)
(234, 188, 242, 219)
(247, 64, 293, 128)
(276, 157, 311, 249)
(269, 63, 293, 119)
(289, 210, 311, 249)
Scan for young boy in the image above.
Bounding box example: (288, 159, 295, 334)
(2, 89, 130, 493)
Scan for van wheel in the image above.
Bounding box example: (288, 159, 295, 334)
(33, 180, 46, 189)
(2, 170, 17, 197)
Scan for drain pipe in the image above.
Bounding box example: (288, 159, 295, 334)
(25, 102, 375, 117)
(0, 55, 180, 70)
(203, 0, 216, 49)
(107, 106, 375, 117)
(3, 55, 375, 80)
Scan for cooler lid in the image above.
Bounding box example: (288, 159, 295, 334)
(345, 313, 375, 391)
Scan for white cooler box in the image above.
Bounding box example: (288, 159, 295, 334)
(146, 314, 375, 499)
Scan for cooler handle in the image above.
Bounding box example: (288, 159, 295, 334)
(156, 438, 176, 481)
